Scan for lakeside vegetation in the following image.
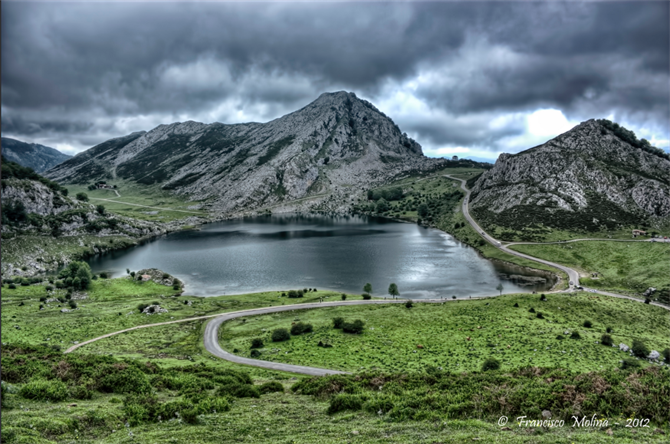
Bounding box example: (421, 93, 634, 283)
(219, 293, 670, 373)
(2, 279, 670, 443)
(509, 241, 670, 297)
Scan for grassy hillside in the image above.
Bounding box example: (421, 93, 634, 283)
(219, 293, 670, 374)
(509, 241, 670, 295)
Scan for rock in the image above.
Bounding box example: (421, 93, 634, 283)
(142, 304, 168, 315)
(136, 269, 179, 287)
(643, 287, 657, 297)
(619, 343, 629, 352)
(60, 309, 71, 313)
(648, 350, 660, 360)
(542, 410, 552, 419)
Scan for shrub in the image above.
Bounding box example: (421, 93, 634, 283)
(405, 300, 413, 308)
(333, 317, 345, 329)
(342, 320, 365, 334)
(69, 385, 93, 400)
(259, 381, 284, 394)
(8, 283, 16, 289)
(288, 290, 301, 298)
(513, 302, 519, 307)
(99, 272, 108, 279)
(19, 379, 69, 402)
(556, 335, 565, 340)
(662, 348, 670, 362)
(632, 339, 650, 358)
(606, 326, 613, 333)
(528, 307, 535, 313)
(583, 320, 592, 328)
(68, 300, 77, 309)
(570, 331, 581, 339)
(341, 294, 347, 301)
(291, 322, 313, 335)
(536, 312, 544, 319)
(218, 384, 260, 398)
(644, 298, 651, 304)
(621, 358, 641, 370)
(362, 293, 371, 300)
(162, 273, 170, 279)
(327, 394, 365, 414)
(251, 338, 264, 349)
(40, 296, 47, 302)
(98, 366, 152, 394)
(173, 284, 180, 290)
(539, 294, 546, 301)
(600, 334, 613, 346)
(76, 192, 89, 202)
(481, 358, 500, 371)
(45, 285, 53, 292)
(250, 349, 261, 358)
(20, 278, 30, 286)
(271, 328, 291, 342)
(137, 303, 148, 313)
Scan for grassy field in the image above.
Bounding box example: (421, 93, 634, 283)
(66, 181, 208, 222)
(475, 223, 667, 243)
(219, 293, 670, 374)
(509, 241, 670, 295)
(3, 279, 669, 443)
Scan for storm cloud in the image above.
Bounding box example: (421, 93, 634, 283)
(2, 1, 668, 160)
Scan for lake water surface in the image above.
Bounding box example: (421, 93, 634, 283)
(88, 214, 553, 298)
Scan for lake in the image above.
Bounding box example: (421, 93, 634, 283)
(88, 214, 554, 298)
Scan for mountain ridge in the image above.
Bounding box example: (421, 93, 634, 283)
(46, 91, 444, 215)
(1, 137, 72, 172)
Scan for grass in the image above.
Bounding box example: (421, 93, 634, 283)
(474, 222, 667, 243)
(66, 181, 208, 222)
(218, 293, 670, 374)
(509, 241, 670, 295)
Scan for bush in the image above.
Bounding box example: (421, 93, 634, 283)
(632, 339, 650, 358)
(570, 331, 581, 339)
(68, 300, 77, 309)
(40, 296, 47, 302)
(341, 294, 347, 301)
(271, 328, 291, 342)
(45, 285, 53, 292)
(251, 338, 264, 349)
(513, 302, 519, 307)
(528, 307, 535, 313)
(481, 358, 500, 371)
(606, 326, 613, 333)
(600, 334, 613, 346)
(250, 349, 261, 358)
(99, 272, 108, 279)
(69, 385, 93, 400)
(536, 312, 544, 319)
(644, 298, 651, 304)
(8, 283, 16, 289)
(362, 293, 371, 300)
(539, 294, 546, 301)
(98, 366, 152, 394)
(259, 381, 284, 394)
(405, 300, 413, 308)
(342, 320, 365, 334)
(327, 394, 365, 414)
(76, 192, 89, 202)
(20, 278, 30, 286)
(218, 384, 260, 398)
(621, 358, 641, 370)
(583, 320, 592, 328)
(288, 290, 302, 298)
(333, 317, 344, 329)
(291, 322, 313, 335)
(556, 335, 565, 340)
(19, 379, 69, 402)
(662, 348, 670, 362)
(137, 303, 148, 313)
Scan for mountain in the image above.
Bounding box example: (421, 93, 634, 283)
(1, 137, 72, 172)
(45, 92, 444, 214)
(469, 119, 670, 236)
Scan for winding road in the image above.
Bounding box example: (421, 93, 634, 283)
(65, 176, 669, 375)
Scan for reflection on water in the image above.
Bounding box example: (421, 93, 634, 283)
(87, 214, 554, 298)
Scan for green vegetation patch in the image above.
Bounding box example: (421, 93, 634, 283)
(219, 293, 670, 373)
(509, 241, 670, 295)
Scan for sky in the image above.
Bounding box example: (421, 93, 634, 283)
(2, 1, 669, 162)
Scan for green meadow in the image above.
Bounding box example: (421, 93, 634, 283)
(509, 241, 670, 295)
(219, 293, 670, 374)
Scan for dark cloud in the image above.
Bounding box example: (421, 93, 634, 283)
(1, 1, 668, 156)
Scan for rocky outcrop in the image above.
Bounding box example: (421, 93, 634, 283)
(2, 178, 75, 216)
(46, 92, 445, 215)
(136, 268, 179, 287)
(2, 137, 71, 172)
(469, 119, 670, 233)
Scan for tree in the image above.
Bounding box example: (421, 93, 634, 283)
(417, 203, 429, 218)
(496, 283, 503, 295)
(388, 283, 399, 299)
(271, 328, 290, 342)
(251, 338, 264, 349)
(332, 317, 344, 329)
(632, 339, 650, 358)
(600, 334, 613, 346)
(96, 205, 106, 215)
(341, 294, 347, 301)
(363, 283, 372, 294)
(375, 198, 389, 213)
(76, 192, 89, 202)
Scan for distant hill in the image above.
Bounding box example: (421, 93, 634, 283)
(45, 91, 446, 215)
(469, 119, 670, 237)
(1, 137, 72, 172)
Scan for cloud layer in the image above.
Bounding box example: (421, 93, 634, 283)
(2, 1, 668, 159)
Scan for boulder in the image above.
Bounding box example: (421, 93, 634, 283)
(142, 304, 168, 315)
(648, 350, 660, 360)
(643, 287, 657, 297)
(619, 343, 629, 352)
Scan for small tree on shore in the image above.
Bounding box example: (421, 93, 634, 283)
(363, 283, 372, 295)
(388, 283, 399, 299)
(496, 283, 503, 295)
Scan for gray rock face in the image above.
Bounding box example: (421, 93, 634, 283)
(619, 343, 630, 352)
(2, 137, 72, 172)
(469, 119, 670, 231)
(2, 178, 75, 216)
(142, 304, 168, 315)
(648, 350, 660, 360)
(46, 92, 444, 215)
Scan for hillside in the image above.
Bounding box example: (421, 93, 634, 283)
(1, 137, 71, 172)
(469, 119, 670, 239)
(45, 92, 445, 215)
(1, 158, 176, 277)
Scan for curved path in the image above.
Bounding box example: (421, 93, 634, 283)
(444, 174, 669, 310)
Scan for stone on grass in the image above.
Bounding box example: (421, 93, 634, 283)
(648, 350, 660, 360)
(142, 304, 168, 315)
(619, 343, 629, 352)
